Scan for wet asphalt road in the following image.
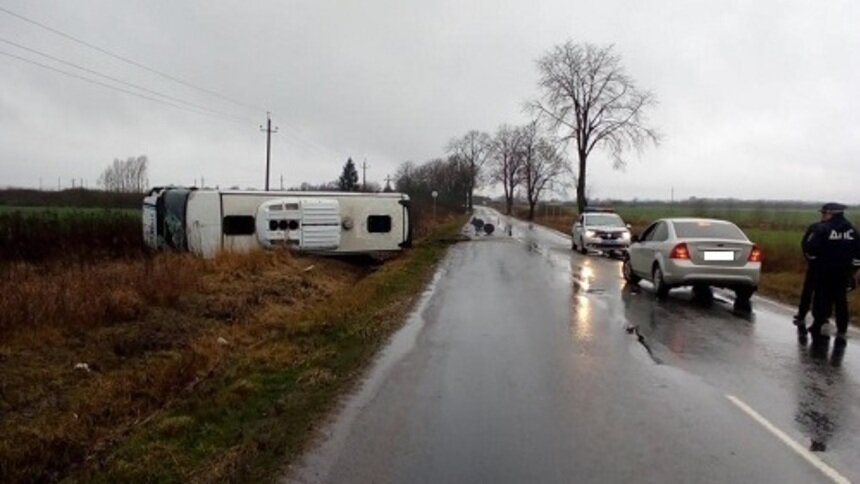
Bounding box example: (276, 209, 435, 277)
(288, 207, 860, 484)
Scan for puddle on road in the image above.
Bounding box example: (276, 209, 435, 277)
(792, 342, 849, 454)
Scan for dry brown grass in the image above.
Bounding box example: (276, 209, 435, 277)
(0, 253, 202, 335)
(0, 248, 365, 483)
(81, 213, 467, 483)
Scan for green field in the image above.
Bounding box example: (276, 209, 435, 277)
(0, 205, 141, 217)
(613, 206, 821, 231)
(612, 207, 816, 271)
(521, 203, 816, 268)
(535, 202, 829, 232)
(0, 206, 143, 263)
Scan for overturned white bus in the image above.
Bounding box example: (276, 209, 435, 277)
(143, 188, 411, 257)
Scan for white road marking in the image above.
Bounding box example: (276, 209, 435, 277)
(725, 394, 851, 484)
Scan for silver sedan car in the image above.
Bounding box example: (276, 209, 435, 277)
(623, 218, 762, 310)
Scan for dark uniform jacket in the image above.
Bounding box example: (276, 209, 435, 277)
(805, 215, 860, 276)
(801, 222, 820, 264)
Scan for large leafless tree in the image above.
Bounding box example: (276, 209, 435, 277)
(530, 41, 659, 213)
(446, 130, 492, 211)
(490, 125, 524, 215)
(519, 122, 568, 220)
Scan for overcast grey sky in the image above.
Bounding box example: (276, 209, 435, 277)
(0, 0, 857, 201)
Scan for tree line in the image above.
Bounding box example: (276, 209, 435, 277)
(391, 40, 659, 218)
(389, 123, 568, 220)
(91, 41, 658, 220)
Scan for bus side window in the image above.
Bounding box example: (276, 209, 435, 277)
(368, 215, 392, 233)
(223, 215, 256, 235)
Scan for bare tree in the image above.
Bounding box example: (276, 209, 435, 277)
(446, 130, 492, 211)
(490, 125, 524, 215)
(98, 155, 148, 192)
(529, 41, 659, 213)
(519, 122, 568, 220)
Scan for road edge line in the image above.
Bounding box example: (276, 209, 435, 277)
(725, 394, 851, 484)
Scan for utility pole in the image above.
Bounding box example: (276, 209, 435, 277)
(383, 175, 392, 192)
(260, 112, 279, 191)
(280, 174, 284, 190)
(362, 159, 368, 191)
(39, 177, 42, 191)
(201, 176, 205, 188)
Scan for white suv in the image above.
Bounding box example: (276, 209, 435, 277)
(571, 209, 632, 257)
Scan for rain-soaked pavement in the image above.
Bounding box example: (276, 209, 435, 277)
(287, 207, 860, 484)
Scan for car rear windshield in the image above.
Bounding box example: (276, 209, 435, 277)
(586, 214, 625, 227)
(672, 221, 746, 240)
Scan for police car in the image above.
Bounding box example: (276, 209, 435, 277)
(571, 208, 632, 257)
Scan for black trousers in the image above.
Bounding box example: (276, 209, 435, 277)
(797, 264, 817, 318)
(811, 272, 850, 334)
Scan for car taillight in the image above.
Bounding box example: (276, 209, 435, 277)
(670, 243, 690, 260)
(748, 245, 763, 262)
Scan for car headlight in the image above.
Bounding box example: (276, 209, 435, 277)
(621, 231, 631, 240)
(585, 230, 596, 237)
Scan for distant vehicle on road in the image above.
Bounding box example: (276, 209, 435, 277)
(571, 208, 632, 258)
(623, 218, 762, 311)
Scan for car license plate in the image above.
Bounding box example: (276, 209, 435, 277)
(704, 251, 734, 261)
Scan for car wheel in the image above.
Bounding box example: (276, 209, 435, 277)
(623, 258, 641, 285)
(734, 287, 754, 313)
(653, 266, 670, 299)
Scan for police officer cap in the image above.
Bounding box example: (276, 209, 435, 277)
(820, 202, 846, 213)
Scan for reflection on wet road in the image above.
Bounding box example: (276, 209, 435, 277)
(288, 207, 859, 484)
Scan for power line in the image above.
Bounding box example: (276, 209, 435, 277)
(0, 5, 263, 113)
(0, 5, 348, 160)
(277, 118, 350, 159)
(0, 36, 253, 123)
(274, 132, 347, 164)
(0, 49, 247, 124)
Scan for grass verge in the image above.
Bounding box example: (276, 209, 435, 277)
(56, 214, 465, 483)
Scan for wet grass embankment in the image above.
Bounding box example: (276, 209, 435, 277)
(0, 213, 467, 483)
